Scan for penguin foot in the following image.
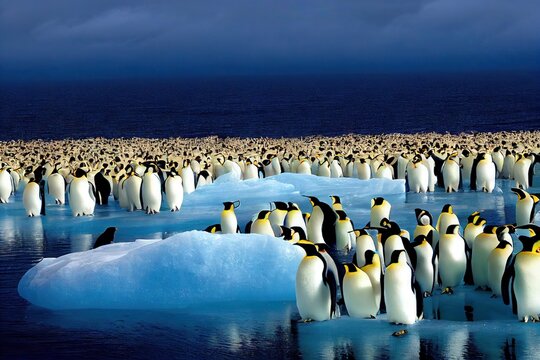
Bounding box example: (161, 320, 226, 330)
(392, 329, 408, 337)
(442, 287, 454, 295)
(423, 291, 432, 298)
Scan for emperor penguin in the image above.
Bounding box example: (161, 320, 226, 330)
(22, 178, 43, 217)
(487, 238, 513, 298)
(342, 263, 378, 318)
(501, 150, 516, 179)
(93, 169, 111, 205)
(397, 153, 409, 180)
(317, 158, 331, 177)
(384, 250, 423, 324)
(436, 224, 468, 293)
(294, 241, 339, 321)
(406, 154, 429, 193)
(334, 210, 354, 252)
(369, 197, 391, 228)
(442, 153, 461, 192)
(305, 196, 337, 247)
(436, 204, 460, 237)
(412, 233, 435, 297)
(329, 157, 343, 178)
(413, 209, 439, 249)
(355, 158, 371, 180)
(141, 164, 162, 214)
(269, 201, 288, 236)
(68, 168, 96, 216)
(181, 160, 196, 194)
(47, 165, 66, 205)
(377, 219, 415, 268)
(471, 153, 496, 192)
(472, 225, 501, 290)
(221, 201, 240, 234)
(285, 202, 307, 236)
(243, 159, 259, 180)
(502, 224, 540, 322)
(353, 229, 376, 267)
(491, 146, 505, 177)
(164, 168, 183, 211)
(196, 166, 214, 187)
(511, 188, 539, 226)
(463, 212, 486, 251)
(330, 195, 343, 211)
(513, 154, 533, 190)
(359, 250, 383, 314)
(250, 210, 275, 236)
(0, 166, 15, 203)
(460, 149, 475, 188)
(123, 165, 143, 212)
(93, 227, 117, 249)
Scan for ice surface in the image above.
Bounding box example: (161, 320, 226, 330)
(18, 231, 304, 310)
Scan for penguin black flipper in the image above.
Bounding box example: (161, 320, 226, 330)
(463, 238, 474, 285)
(379, 273, 386, 314)
(320, 202, 337, 248)
(236, 225, 241, 233)
(501, 256, 515, 306)
(204, 224, 221, 233)
(403, 236, 417, 269)
(39, 179, 46, 216)
(244, 220, 253, 234)
(470, 155, 481, 191)
(528, 158, 534, 188)
(327, 266, 338, 319)
(432, 154, 445, 188)
(414, 280, 424, 319)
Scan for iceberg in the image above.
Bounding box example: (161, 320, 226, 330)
(18, 231, 304, 310)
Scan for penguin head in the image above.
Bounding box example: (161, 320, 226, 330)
(287, 202, 300, 211)
(290, 226, 307, 241)
(223, 201, 240, 211)
(257, 210, 271, 220)
(315, 243, 331, 253)
(363, 249, 378, 266)
(511, 188, 527, 200)
(467, 211, 481, 223)
(441, 204, 453, 214)
(353, 228, 369, 238)
(330, 195, 341, 206)
(279, 226, 294, 241)
(495, 240, 512, 250)
(415, 208, 432, 226)
(371, 197, 386, 208)
(389, 249, 407, 264)
(335, 210, 348, 221)
(273, 201, 288, 211)
(483, 225, 498, 234)
(294, 240, 319, 257)
(515, 225, 540, 252)
(344, 263, 359, 273)
(472, 216, 487, 226)
(303, 195, 320, 207)
(446, 224, 460, 235)
(74, 168, 87, 178)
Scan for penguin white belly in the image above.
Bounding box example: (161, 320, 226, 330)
(47, 173, 65, 204)
(397, 158, 408, 179)
(437, 214, 459, 236)
(69, 178, 95, 216)
(513, 160, 531, 190)
(335, 221, 353, 251)
(269, 211, 287, 236)
(343, 271, 377, 318)
(463, 224, 483, 250)
(296, 258, 331, 321)
(11, 171, 21, 192)
(384, 235, 405, 266)
(355, 162, 371, 180)
(221, 212, 238, 234)
(361, 263, 382, 312)
(118, 180, 128, 209)
(296, 161, 311, 175)
(355, 235, 376, 267)
(443, 161, 460, 192)
(516, 197, 534, 226)
(375, 165, 392, 180)
(425, 158, 436, 192)
(142, 174, 162, 214)
(317, 164, 330, 177)
(307, 208, 325, 243)
(472, 236, 498, 288)
(22, 182, 41, 216)
(330, 161, 343, 178)
(461, 157, 474, 186)
(439, 236, 466, 288)
(285, 210, 307, 235)
(407, 164, 428, 193)
(181, 167, 195, 194)
(244, 164, 259, 180)
(384, 265, 416, 324)
(501, 155, 515, 179)
(476, 161, 496, 192)
(0, 170, 13, 203)
(124, 177, 142, 211)
(165, 176, 183, 211)
(251, 220, 274, 236)
(370, 207, 390, 228)
(514, 254, 540, 321)
(271, 157, 282, 175)
(414, 244, 434, 293)
(487, 247, 512, 296)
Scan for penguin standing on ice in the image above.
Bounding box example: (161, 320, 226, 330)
(305, 196, 337, 247)
(249, 210, 275, 236)
(342, 263, 378, 318)
(358, 249, 383, 314)
(68, 168, 96, 216)
(436, 224, 469, 294)
(334, 210, 354, 252)
(0, 165, 15, 203)
(472, 225, 501, 290)
(22, 178, 42, 217)
(294, 241, 339, 322)
(502, 224, 540, 322)
(406, 154, 429, 193)
(442, 153, 461, 192)
(488, 238, 513, 298)
(285, 202, 307, 235)
(47, 165, 66, 205)
(164, 168, 184, 212)
(513, 154, 533, 190)
(141, 164, 162, 214)
(93, 227, 117, 249)
(369, 197, 391, 228)
(511, 188, 539, 226)
(123, 165, 143, 212)
(221, 201, 240, 234)
(412, 233, 435, 297)
(471, 153, 496, 192)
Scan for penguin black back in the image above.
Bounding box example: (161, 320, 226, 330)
(93, 227, 117, 249)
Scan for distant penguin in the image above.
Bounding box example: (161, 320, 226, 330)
(353, 229, 376, 267)
(93, 227, 117, 249)
(305, 196, 337, 247)
(406, 155, 429, 193)
(463, 212, 486, 251)
(442, 153, 461, 192)
(436, 224, 468, 293)
(47, 165, 66, 205)
(181, 160, 195, 194)
(221, 201, 240, 234)
(250, 210, 275, 236)
(317, 158, 331, 177)
(436, 204, 460, 237)
(412, 233, 435, 296)
(355, 158, 371, 180)
(369, 197, 391, 228)
(68, 168, 96, 216)
(472, 225, 500, 289)
(22, 178, 42, 217)
(141, 164, 162, 214)
(269, 201, 288, 236)
(501, 150, 516, 180)
(123, 166, 143, 212)
(94, 169, 111, 205)
(471, 153, 496, 192)
(204, 224, 222, 233)
(243, 160, 259, 180)
(460, 149, 475, 188)
(164, 168, 184, 212)
(0, 166, 15, 203)
(359, 250, 383, 314)
(342, 263, 378, 318)
(334, 210, 354, 252)
(384, 250, 423, 325)
(294, 241, 339, 321)
(488, 239, 513, 298)
(511, 188, 539, 226)
(502, 224, 540, 322)
(413, 208, 439, 248)
(285, 202, 307, 236)
(330, 195, 343, 211)
(330, 158, 343, 178)
(513, 154, 533, 190)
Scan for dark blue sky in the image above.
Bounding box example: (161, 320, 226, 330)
(1, 0, 539, 81)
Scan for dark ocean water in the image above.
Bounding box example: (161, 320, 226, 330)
(1, 71, 540, 140)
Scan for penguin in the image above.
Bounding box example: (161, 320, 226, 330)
(436, 224, 469, 293)
(412, 233, 435, 297)
(181, 160, 196, 194)
(472, 225, 501, 290)
(294, 241, 339, 322)
(396, 153, 409, 180)
(353, 229, 376, 267)
(513, 154, 533, 190)
(68, 168, 96, 216)
(250, 210, 275, 236)
(279, 226, 296, 242)
(94, 169, 111, 205)
(487, 239, 513, 298)
(436, 204, 460, 237)
(442, 153, 461, 192)
(342, 263, 378, 318)
(463, 212, 486, 251)
(330, 157, 343, 178)
(164, 168, 184, 212)
(375, 218, 415, 268)
(384, 250, 423, 324)
(204, 224, 222, 233)
(511, 188, 540, 226)
(285, 202, 307, 236)
(330, 195, 343, 211)
(141, 164, 162, 214)
(471, 153, 496, 192)
(491, 146, 505, 177)
(123, 165, 143, 212)
(501, 150, 516, 180)
(359, 249, 383, 314)
(296, 158, 311, 175)
(413, 208, 439, 249)
(334, 210, 354, 252)
(22, 178, 42, 217)
(46, 165, 66, 205)
(502, 224, 540, 322)
(243, 159, 259, 180)
(93, 227, 117, 249)
(406, 154, 429, 193)
(269, 201, 288, 236)
(369, 197, 391, 228)
(305, 196, 337, 246)
(355, 158, 371, 180)
(221, 201, 240, 234)
(460, 149, 475, 188)
(0, 166, 15, 203)
(196, 167, 214, 187)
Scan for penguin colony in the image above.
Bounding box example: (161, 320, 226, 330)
(0, 132, 538, 324)
(203, 196, 539, 324)
(0, 131, 538, 216)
